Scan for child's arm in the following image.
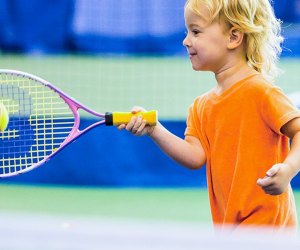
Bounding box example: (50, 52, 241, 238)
(257, 117, 300, 195)
(118, 107, 206, 170)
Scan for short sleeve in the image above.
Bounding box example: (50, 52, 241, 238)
(261, 87, 300, 135)
(185, 103, 199, 138)
(184, 96, 207, 139)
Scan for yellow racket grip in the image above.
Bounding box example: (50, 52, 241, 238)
(105, 110, 157, 126)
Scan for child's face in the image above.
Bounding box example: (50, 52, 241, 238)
(183, 7, 229, 72)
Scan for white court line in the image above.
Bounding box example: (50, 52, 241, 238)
(1, 212, 300, 250)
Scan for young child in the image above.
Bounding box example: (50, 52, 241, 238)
(118, 0, 300, 232)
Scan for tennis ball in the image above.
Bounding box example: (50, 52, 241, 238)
(0, 102, 9, 131)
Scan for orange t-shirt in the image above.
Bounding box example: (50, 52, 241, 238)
(185, 74, 300, 231)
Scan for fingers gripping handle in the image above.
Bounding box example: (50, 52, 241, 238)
(105, 110, 157, 126)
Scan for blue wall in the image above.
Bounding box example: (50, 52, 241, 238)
(3, 120, 300, 188)
(0, 0, 73, 53)
(0, 0, 299, 56)
(3, 121, 206, 187)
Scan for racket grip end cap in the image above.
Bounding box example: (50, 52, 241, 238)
(105, 112, 113, 126)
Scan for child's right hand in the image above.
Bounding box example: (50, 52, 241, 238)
(118, 106, 156, 136)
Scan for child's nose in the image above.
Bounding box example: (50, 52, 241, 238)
(182, 35, 190, 47)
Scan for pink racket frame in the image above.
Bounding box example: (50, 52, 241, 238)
(0, 69, 107, 177)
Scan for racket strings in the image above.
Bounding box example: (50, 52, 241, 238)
(0, 73, 75, 175)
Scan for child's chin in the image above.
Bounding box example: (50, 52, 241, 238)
(191, 65, 203, 71)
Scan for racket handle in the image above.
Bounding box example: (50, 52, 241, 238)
(105, 110, 157, 126)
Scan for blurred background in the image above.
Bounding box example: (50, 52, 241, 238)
(0, 0, 300, 248)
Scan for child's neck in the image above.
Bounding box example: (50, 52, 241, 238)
(214, 61, 257, 95)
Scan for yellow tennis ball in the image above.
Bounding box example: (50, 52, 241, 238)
(0, 102, 9, 131)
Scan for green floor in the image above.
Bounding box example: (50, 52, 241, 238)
(0, 184, 299, 225)
(0, 184, 210, 223)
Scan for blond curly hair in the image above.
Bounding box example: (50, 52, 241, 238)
(185, 0, 283, 82)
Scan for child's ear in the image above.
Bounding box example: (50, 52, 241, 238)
(227, 27, 244, 49)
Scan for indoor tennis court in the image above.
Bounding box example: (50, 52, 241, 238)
(1, 0, 300, 249)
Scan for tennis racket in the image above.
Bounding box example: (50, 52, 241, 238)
(0, 69, 157, 177)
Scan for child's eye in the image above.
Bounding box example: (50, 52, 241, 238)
(192, 29, 201, 35)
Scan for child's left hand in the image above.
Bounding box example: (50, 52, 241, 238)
(257, 163, 293, 195)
